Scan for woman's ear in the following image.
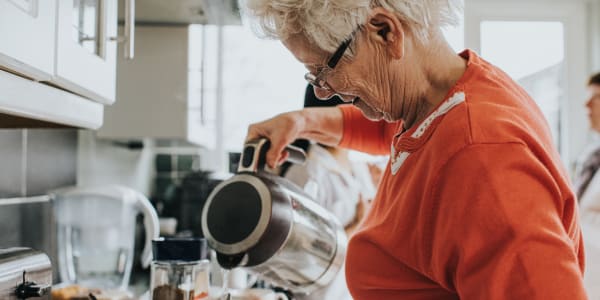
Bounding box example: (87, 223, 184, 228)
(365, 7, 404, 59)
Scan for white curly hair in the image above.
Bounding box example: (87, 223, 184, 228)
(241, 0, 462, 54)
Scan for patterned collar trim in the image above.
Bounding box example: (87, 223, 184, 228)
(390, 91, 466, 175)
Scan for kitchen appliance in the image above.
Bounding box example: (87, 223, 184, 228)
(179, 171, 227, 237)
(52, 185, 160, 290)
(0, 247, 52, 299)
(201, 139, 347, 294)
(150, 238, 210, 300)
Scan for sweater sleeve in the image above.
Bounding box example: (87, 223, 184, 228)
(338, 105, 399, 155)
(430, 143, 586, 300)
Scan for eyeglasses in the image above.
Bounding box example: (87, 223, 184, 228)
(304, 30, 356, 91)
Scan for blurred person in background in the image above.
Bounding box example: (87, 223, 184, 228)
(282, 84, 380, 234)
(280, 84, 381, 300)
(242, 0, 587, 298)
(573, 72, 600, 299)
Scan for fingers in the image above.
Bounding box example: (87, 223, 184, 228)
(367, 163, 383, 186)
(278, 151, 290, 166)
(245, 112, 302, 169)
(266, 140, 288, 169)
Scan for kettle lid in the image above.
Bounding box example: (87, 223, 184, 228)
(201, 174, 272, 255)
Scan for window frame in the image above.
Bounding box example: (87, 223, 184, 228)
(465, 0, 587, 168)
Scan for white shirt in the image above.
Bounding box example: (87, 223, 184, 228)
(284, 144, 376, 227)
(574, 131, 600, 300)
(284, 144, 377, 300)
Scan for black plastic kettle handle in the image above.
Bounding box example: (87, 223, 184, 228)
(238, 138, 306, 173)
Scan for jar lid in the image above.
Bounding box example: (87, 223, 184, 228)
(152, 238, 209, 262)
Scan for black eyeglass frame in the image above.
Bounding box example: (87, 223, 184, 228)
(304, 29, 358, 91)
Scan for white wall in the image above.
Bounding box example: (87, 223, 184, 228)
(77, 130, 155, 195)
(589, 1, 600, 72)
(77, 131, 217, 195)
(465, 0, 588, 170)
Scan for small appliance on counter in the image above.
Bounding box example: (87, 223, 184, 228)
(0, 247, 52, 299)
(201, 139, 347, 295)
(178, 171, 227, 237)
(51, 185, 160, 291)
(151, 153, 226, 238)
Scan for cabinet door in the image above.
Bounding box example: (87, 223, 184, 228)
(0, 0, 57, 80)
(54, 0, 117, 105)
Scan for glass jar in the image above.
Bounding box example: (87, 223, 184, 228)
(150, 238, 210, 300)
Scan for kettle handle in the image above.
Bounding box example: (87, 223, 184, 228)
(237, 138, 306, 173)
(134, 191, 160, 268)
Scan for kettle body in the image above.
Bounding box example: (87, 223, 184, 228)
(201, 139, 346, 294)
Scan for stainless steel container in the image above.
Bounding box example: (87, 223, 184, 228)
(201, 139, 347, 294)
(0, 248, 52, 299)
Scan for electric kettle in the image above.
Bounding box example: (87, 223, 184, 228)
(201, 139, 347, 294)
(51, 185, 160, 290)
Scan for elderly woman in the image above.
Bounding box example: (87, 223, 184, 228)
(242, 0, 587, 299)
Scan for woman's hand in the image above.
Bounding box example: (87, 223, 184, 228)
(344, 196, 371, 236)
(246, 111, 306, 169)
(367, 162, 384, 188)
(245, 107, 345, 169)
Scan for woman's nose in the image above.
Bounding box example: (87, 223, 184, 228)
(313, 86, 336, 100)
(586, 97, 593, 109)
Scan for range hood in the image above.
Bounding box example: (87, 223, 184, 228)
(120, 0, 241, 25)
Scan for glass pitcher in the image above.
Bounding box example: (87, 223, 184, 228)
(52, 185, 160, 290)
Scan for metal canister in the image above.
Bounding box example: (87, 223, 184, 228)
(0, 248, 52, 300)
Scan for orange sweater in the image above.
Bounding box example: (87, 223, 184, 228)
(340, 50, 586, 299)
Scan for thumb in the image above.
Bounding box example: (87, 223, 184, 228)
(265, 142, 286, 169)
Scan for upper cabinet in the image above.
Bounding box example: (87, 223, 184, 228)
(98, 25, 217, 148)
(52, 0, 118, 105)
(0, 0, 125, 128)
(0, 0, 57, 80)
(0, 0, 240, 130)
(128, 0, 241, 25)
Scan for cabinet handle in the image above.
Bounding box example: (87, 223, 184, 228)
(110, 0, 135, 59)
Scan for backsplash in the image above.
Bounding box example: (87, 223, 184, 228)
(77, 130, 155, 196)
(0, 129, 77, 199)
(0, 130, 24, 198)
(0, 129, 77, 281)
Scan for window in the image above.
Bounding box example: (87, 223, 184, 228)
(465, 0, 587, 167)
(480, 21, 564, 148)
(219, 25, 306, 153)
(197, 11, 465, 171)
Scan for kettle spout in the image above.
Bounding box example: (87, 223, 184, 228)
(216, 252, 247, 269)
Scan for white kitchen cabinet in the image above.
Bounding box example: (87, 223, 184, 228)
(0, 0, 105, 129)
(53, 0, 118, 105)
(0, 0, 57, 80)
(98, 26, 217, 148)
(0, 69, 103, 129)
